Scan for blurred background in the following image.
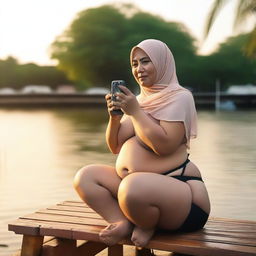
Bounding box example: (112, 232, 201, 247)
(0, 0, 255, 255)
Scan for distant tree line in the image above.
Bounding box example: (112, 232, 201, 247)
(1, 4, 255, 92)
(0, 57, 70, 90)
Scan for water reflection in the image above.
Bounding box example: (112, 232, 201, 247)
(0, 109, 255, 255)
(191, 110, 256, 221)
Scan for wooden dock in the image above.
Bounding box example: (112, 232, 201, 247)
(8, 200, 256, 256)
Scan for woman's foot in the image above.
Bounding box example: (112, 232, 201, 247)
(131, 226, 155, 247)
(99, 220, 133, 246)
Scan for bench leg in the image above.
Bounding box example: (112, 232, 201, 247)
(135, 247, 152, 256)
(20, 235, 44, 256)
(108, 244, 123, 256)
(41, 238, 77, 256)
(77, 241, 107, 255)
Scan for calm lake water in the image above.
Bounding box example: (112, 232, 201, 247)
(0, 108, 256, 255)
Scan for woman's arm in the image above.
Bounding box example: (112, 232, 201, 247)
(105, 94, 135, 154)
(115, 86, 185, 156)
(106, 115, 135, 154)
(131, 109, 185, 155)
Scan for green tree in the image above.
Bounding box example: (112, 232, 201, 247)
(209, 33, 256, 87)
(51, 5, 129, 89)
(51, 4, 197, 90)
(194, 33, 256, 92)
(204, 0, 256, 57)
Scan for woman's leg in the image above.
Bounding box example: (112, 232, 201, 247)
(118, 172, 192, 247)
(73, 164, 133, 245)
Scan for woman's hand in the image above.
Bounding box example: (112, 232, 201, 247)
(114, 86, 140, 116)
(105, 93, 123, 119)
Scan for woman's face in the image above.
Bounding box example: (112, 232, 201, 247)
(131, 48, 157, 87)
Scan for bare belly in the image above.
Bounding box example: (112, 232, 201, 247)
(116, 136, 188, 178)
(116, 136, 211, 214)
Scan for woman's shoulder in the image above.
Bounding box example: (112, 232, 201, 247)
(175, 89, 194, 102)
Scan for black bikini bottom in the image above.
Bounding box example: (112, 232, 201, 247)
(177, 203, 209, 232)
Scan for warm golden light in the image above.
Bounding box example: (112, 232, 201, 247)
(1, 0, 253, 65)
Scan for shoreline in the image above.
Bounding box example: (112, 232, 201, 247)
(0, 93, 255, 109)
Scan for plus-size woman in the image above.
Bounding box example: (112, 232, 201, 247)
(73, 39, 211, 247)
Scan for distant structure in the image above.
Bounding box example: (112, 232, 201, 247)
(56, 84, 76, 94)
(226, 84, 256, 95)
(21, 85, 52, 94)
(84, 87, 110, 95)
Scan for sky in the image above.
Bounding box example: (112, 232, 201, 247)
(0, 0, 254, 66)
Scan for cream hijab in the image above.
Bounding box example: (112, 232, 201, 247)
(130, 39, 197, 145)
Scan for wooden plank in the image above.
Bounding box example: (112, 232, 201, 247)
(40, 221, 103, 240)
(172, 229, 256, 242)
(208, 217, 256, 225)
(61, 200, 88, 204)
(36, 209, 103, 219)
(199, 232, 256, 245)
(59, 201, 90, 207)
(8, 220, 40, 236)
(144, 234, 256, 256)
(205, 222, 256, 233)
(9, 218, 104, 240)
(52, 203, 96, 211)
(71, 225, 103, 241)
(159, 229, 256, 247)
(46, 205, 96, 213)
(20, 235, 44, 256)
(20, 212, 107, 226)
(205, 224, 256, 232)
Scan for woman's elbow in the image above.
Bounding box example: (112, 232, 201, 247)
(112, 149, 120, 155)
(108, 145, 121, 154)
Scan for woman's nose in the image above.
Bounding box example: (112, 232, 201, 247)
(137, 62, 144, 72)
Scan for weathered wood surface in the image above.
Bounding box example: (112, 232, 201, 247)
(9, 200, 256, 256)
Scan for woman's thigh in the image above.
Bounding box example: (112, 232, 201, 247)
(74, 164, 122, 198)
(118, 172, 193, 230)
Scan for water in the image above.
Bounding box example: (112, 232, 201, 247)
(0, 108, 255, 255)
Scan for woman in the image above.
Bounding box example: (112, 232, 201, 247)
(73, 39, 211, 248)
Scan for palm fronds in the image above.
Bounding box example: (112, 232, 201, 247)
(204, 0, 256, 58)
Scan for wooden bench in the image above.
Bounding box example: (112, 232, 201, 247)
(8, 200, 256, 256)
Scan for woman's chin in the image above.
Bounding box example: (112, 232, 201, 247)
(138, 80, 150, 87)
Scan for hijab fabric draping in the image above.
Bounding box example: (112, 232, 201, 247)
(130, 39, 197, 146)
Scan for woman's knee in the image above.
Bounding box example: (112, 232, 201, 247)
(118, 173, 149, 205)
(73, 164, 99, 191)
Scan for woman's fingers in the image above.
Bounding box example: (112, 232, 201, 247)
(119, 85, 132, 95)
(105, 93, 112, 100)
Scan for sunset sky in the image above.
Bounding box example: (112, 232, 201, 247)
(0, 0, 254, 65)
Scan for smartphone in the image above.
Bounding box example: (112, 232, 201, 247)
(110, 80, 126, 115)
